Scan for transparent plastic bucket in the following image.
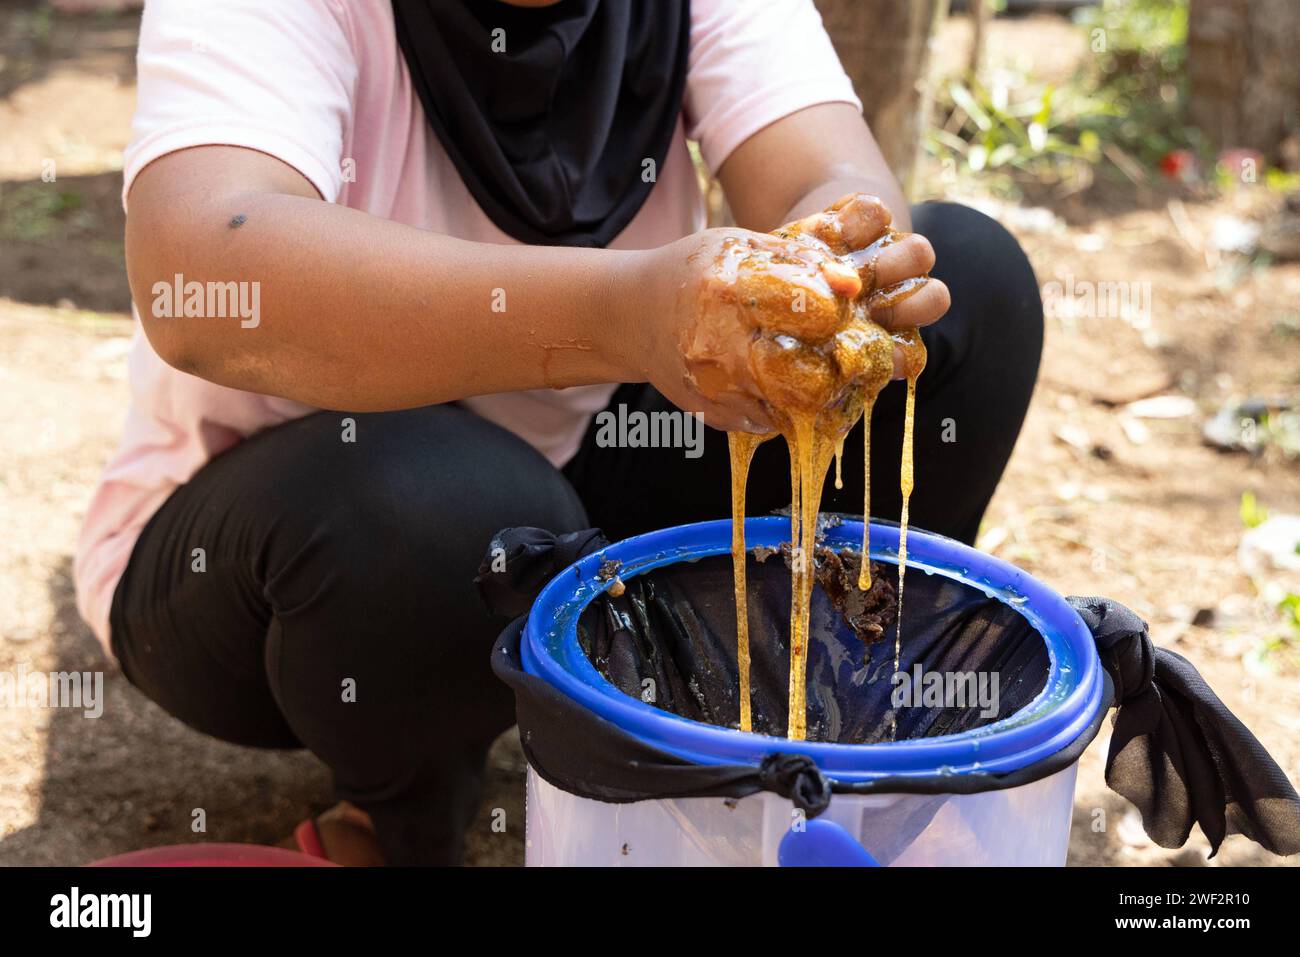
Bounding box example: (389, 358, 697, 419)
(521, 517, 1105, 867)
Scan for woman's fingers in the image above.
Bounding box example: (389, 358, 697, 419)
(871, 233, 936, 290)
(870, 277, 951, 331)
(778, 193, 893, 254)
(818, 258, 863, 299)
(827, 193, 893, 250)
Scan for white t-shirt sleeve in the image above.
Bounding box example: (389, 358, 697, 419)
(684, 0, 862, 175)
(123, 0, 356, 207)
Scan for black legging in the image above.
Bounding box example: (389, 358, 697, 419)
(108, 202, 1042, 864)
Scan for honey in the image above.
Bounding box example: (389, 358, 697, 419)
(721, 195, 929, 740)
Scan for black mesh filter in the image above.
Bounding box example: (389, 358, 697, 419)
(483, 525, 1300, 857)
(578, 549, 1048, 743)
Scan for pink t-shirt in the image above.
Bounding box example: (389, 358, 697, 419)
(75, 0, 861, 655)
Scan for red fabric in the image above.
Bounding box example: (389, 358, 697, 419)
(293, 818, 329, 861)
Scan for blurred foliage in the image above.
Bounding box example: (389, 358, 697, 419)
(1240, 490, 1268, 530)
(927, 76, 1104, 195)
(1260, 168, 1300, 193)
(1239, 492, 1300, 669)
(1259, 411, 1300, 459)
(0, 183, 89, 242)
(926, 0, 1218, 195)
(1260, 588, 1300, 670)
(1072, 0, 1201, 168)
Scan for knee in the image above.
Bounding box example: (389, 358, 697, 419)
(346, 410, 585, 565)
(263, 407, 588, 598)
(912, 202, 1041, 307)
(911, 201, 1043, 349)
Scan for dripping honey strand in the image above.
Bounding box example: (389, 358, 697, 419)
(727, 431, 765, 732)
(782, 414, 838, 741)
(890, 330, 927, 739)
(859, 400, 873, 592)
(722, 200, 929, 744)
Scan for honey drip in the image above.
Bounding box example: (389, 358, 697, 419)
(890, 329, 928, 738)
(712, 194, 929, 741)
(782, 413, 844, 739)
(727, 430, 768, 732)
(858, 402, 873, 592)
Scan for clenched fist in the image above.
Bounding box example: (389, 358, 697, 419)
(634, 193, 948, 434)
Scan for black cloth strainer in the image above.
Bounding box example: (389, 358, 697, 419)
(576, 544, 1047, 743)
(480, 525, 1300, 858)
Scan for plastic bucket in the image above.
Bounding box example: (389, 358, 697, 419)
(521, 517, 1106, 866)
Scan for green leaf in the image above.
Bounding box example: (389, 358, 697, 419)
(1033, 85, 1056, 128)
(929, 128, 971, 153)
(1241, 490, 1268, 529)
(949, 82, 992, 133)
(988, 143, 1019, 168)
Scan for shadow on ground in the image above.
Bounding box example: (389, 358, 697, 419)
(0, 0, 138, 100)
(0, 555, 525, 866)
(0, 172, 131, 312)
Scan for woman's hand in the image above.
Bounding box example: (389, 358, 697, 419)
(775, 193, 950, 343)
(631, 194, 950, 434)
(633, 226, 857, 433)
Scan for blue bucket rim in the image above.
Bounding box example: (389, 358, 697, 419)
(521, 517, 1105, 783)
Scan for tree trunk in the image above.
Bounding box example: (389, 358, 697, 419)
(1188, 0, 1300, 163)
(812, 0, 948, 195)
(968, 0, 989, 82)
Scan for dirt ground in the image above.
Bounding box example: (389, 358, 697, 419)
(1, 5, 1296, 867)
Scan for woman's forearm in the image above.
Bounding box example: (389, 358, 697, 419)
(717, 103, 911, 233)
(127, 148, 646, 411)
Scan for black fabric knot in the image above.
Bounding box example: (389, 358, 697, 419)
(759, 754, 832, 818)
(475, 527, 609, 618)
(1071, 596, 1156, 705)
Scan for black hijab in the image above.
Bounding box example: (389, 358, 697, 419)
(391, 0, 691, 248)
